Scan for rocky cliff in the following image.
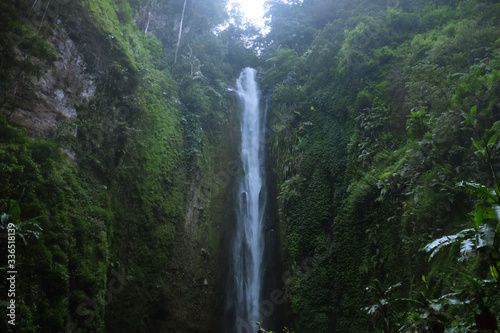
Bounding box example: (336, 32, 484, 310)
(0, 1, 239, 331)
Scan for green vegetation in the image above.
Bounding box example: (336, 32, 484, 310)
(0, 116, 112, 332)
(0, 1, 56, 113)
(2, 0, 500, 332)
(261, 0, 500, 331)
(1, 0, 242, 331)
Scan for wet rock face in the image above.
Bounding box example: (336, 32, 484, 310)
(7, 2, 100, 136)
(46, 27, 97, 118)
(10, 28, 96, 135)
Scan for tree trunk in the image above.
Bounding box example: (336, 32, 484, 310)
(144, 11, 151, 33)
(174, 0, 187, 64)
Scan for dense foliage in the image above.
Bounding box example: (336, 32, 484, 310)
(0, 0, 248, 332)
(2, 0, 500, 332)
(260, 0, 500, 332)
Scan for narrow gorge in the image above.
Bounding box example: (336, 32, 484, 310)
(225, 68, 282, 333)
(2, 0, 500, 332)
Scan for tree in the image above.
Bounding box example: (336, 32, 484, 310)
(174, 0, 187, 64)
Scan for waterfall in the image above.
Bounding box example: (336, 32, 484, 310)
(226, 67, 267, 332)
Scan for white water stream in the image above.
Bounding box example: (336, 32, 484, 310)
(231, 67, 266, 331)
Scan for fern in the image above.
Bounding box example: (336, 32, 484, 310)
(422, 228, 474, 261)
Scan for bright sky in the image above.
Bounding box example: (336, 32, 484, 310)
(228, 0, 267, 28)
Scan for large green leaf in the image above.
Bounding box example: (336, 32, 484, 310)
(422, 229, 474, 261)
(490, 263, 499, 282)
(472, 137, 483, 151)
(488, 133, 500, 147)
(478, 222, 496, 249)
(8, 199, 20, 224)
(459, 181, 498, 204)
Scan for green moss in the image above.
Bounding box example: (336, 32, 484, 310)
(265, 1, 500, 331)
(2, 0, 238, 330)
(81, 0, 138, 80)
(0, 116, 112, 332)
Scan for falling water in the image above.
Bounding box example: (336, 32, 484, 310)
(226, 67, 266, 332)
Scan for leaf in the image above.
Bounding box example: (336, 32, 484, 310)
(460, 272, 486, 289)
(459, 272, 496, 290)
(429, 302, 442, 312)
(459, 239, 474, 261)
(386, 282, 402, 294)
(8, 199, 20, 225)
(475, 204, 485, 228)
(18, 217, 43, 231)
(422, 229, 474, 261)
(364, 304, 380, 315)
(18, 233, 27, 246)
(471, 137, 483, 151)
(437, 292, 462, 305)
(494, 205, 500, 221)
(470, 105, 477, 117)
(490, 263, 499, 282)
(488, 133, 500, 147)
(459, 181, 497, 203)
(399, 297, 426, 307)
(477, 222, 496, 248)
